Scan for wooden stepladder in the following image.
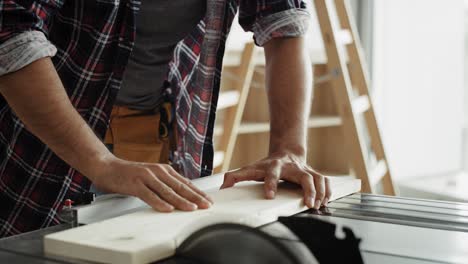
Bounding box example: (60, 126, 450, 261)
(218, 43, 257, 172)
(314, 0, 396, 195)
(214, 43, 258, 173)
(215, 0, 396, 195)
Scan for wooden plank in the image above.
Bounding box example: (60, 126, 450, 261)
(44, 176, 361, 264)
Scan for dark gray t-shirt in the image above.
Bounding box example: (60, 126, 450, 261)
(116, 0, 206, 110)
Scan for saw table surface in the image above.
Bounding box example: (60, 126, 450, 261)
(42, 175, 360, 264)
(2, 174, 468, 264)
(2, 192, 468, 263)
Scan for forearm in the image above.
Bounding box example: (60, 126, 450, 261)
(224, 37, 329, 207)
(0, 57, 212, 212)
(264, 37, 312, 158)
(0, 57, 111, 180)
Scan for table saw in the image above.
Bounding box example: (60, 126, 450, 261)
(1, 174, 468, 264)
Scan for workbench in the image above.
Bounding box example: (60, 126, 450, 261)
(1, 177, 468, 263)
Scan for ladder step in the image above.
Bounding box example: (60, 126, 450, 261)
(238, 122, 269, 134)
(369, 160, 388, 187)
(352, 95, 370, 114)
(254, 66, 266, 75)
(222, 71, 264, 89)
(217, 90, 240, 110)
(336, 29, 353, 45)
(314, 67, 344, 85)
(250, 80, 264, 89)
(307, 115, 343, 128)
(314, 73, 335, 85)
(213, 151, 225, 168)
(214, 125, 223, 137)
(213, 116, 342, 136)
(237, 116, 342, 134)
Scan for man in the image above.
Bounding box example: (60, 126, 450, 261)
(0, 0, 331, 237)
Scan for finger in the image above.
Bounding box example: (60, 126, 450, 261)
(299, 173, 316, 209)
(165, 165, 214, 204)
(280, 166, 315, 208)
(158, 169, 212, 209)
(137, 185, 174, 212)
(264, 160, 281, 199)
(220, 168, 265, 189)
(142, 170, 198, 211)
(311, 172, 325, 210)
(322, 176, 332, 206)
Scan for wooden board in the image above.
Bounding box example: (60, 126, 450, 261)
(44, 176, 361, 264)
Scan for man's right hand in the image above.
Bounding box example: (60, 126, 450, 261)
(90, 156, 213, 212)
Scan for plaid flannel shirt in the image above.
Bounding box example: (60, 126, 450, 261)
(0, 0, 309, 237)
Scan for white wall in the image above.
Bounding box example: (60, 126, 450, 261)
(463, 6, 468, 170)
(373, 0, 465, 180)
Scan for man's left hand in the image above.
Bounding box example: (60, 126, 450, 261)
(221, 151, 331, 209)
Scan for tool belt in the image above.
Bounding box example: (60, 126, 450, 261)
(104, 104, 175, 164)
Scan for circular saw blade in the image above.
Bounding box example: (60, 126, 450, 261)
(175, 223, 311, 264)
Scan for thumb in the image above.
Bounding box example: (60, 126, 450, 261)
(220, 168, 265, 189)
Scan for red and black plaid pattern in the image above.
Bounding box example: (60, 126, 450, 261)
(0, 0, 138, 237)
(0, 0, 307, 237)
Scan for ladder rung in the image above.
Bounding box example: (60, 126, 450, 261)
(223, 49, 266, 67)
(314, 73, 334, 85)
(213, 151, 225, 168)
(254, 67, 265, 75)
(369, 160, 388, 187)
(217, 90, 240, 110)
(214, 125, 223, 137)
(236, 116, 342, 134)
(237, 122, 269, 134)
(213, 116, 344, 136)
(352, 95, 370, 114)
(250, 80, 264, 89)
(314, 68, 342, 85)
(222, 71, 264, 89)
(336, 29, 353, 45)
(222, 70, 239, 82)
(307, 115, 343, 128)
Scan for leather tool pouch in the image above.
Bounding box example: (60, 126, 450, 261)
(105, 108, 169, 163)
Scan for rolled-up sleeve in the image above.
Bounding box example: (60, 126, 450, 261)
(239, 0, 311, 47)
(0, 0, 64, 76)
(0, 31, 57, 75)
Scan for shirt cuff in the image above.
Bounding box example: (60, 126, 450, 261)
(252, 9, 311, 47)
(0, 31, 57, 76)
